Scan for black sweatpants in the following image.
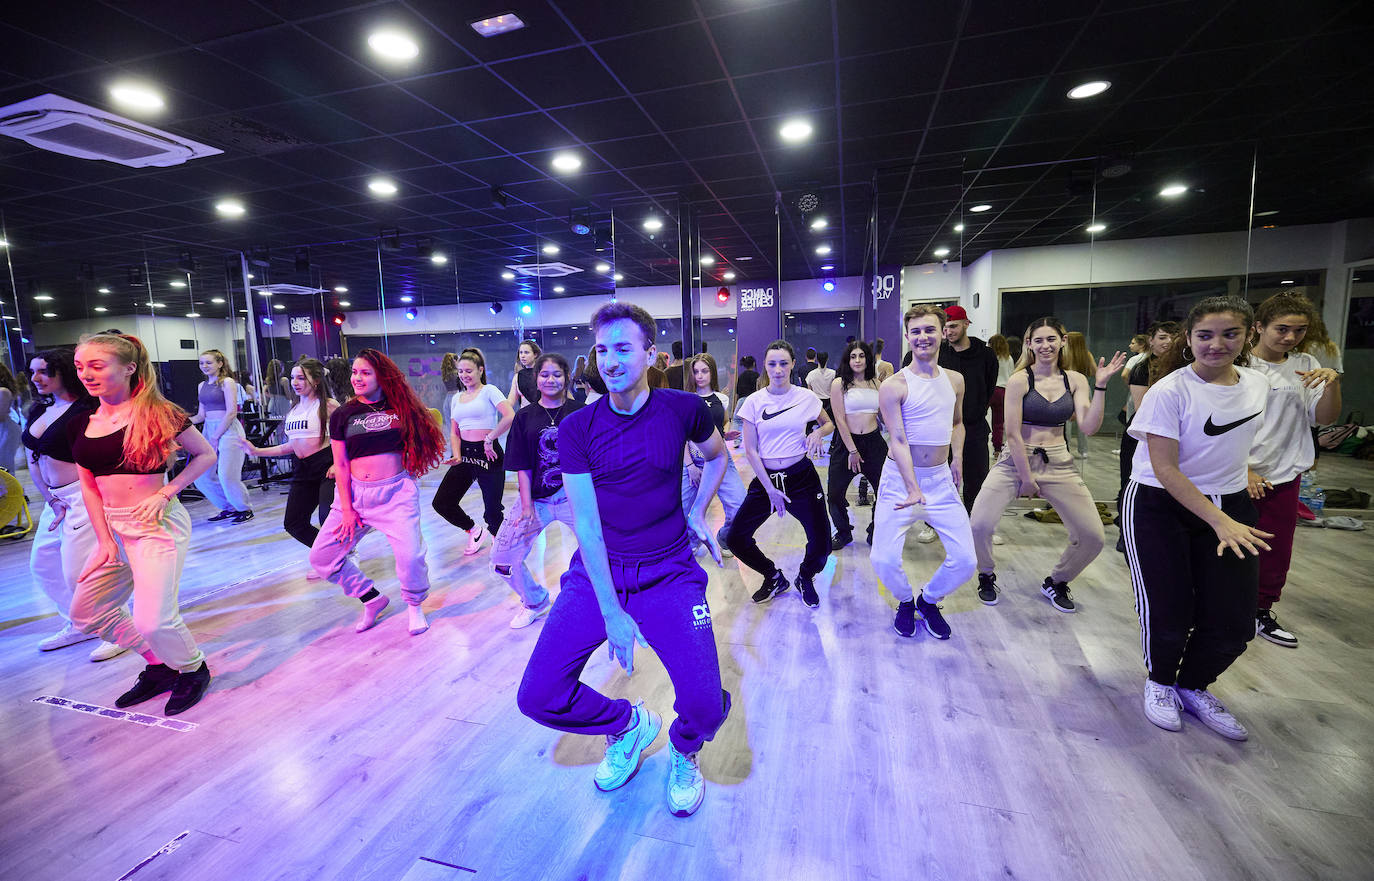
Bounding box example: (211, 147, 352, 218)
(726, 458, 830, 581)
(432, 439, 506, 535)
(1121, 480, 1259, 691)
(283, 446, 336, 548)
(958, 429, 991, 513)
(1117, 432, 1138, 513)
(827, 429, 887, 538)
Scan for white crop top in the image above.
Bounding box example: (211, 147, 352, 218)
(900, 365, 956, 445)
(736, 385, 822, 460)
(450, 383, 507, 431)
(843, 385, 880, 415)
(282, 399, 328, 441)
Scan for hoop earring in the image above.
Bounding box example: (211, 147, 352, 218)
(1182, 345, 1195, 363)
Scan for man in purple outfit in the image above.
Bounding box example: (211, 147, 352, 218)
(517, 301, 731, 818)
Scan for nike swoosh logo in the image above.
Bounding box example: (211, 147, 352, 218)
(761, 404, 799, 421)
(1203, 411, 1262, 436)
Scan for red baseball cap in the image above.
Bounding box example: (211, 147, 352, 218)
(944, 305, 969, 321)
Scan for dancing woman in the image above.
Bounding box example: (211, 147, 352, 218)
(240, 358, 339, 548)
(827, 340, 886, 550)
(433, 348, 515, 555)
(968, 318, 1124, 611)
(189, 349, 254, 523)
(726, 340, 834, 608)
(68, 333, 218, 715)
(0, 362, 22, 472)
(507, 339, 541, 410)
(1122, 297, 1273, 741)
(308, 349, 445, 636)
(680, 353, 746, 557)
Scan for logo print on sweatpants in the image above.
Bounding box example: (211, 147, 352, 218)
(691, 602, 711, 629)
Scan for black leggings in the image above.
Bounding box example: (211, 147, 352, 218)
(284, 446, 336, 548)
(827, 429, 886, 537)
(432, 439, 506, 534)
(726, 458, 831, 580)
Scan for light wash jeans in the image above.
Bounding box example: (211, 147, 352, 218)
(490, 487, 576, 608)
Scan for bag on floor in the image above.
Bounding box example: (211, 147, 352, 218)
(1323, 487, 1371, 509)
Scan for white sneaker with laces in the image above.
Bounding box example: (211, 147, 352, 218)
(1143, 680, 1182, 731)
(595, 702, 662, 792)
(463, 527, 487, 556)
(916, 524, 937, 544)
(666, 743, 705, 817)
(38, 624, 97, 652)
(89, 641, 128, 662)
(1176, 687, 1248, 741)
(991, 532, 1005, 546)
(509, 600, 551, 629)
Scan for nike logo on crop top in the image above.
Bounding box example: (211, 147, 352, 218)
(760, 404, 799, 420)
(1203, 411, 1262, 435)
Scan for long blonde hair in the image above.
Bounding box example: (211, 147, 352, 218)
(201, 349, 232, 384)
(79, 334, 188, 472)
(1064, 331, 1095, 376)
(988, 334, 1011, 361)
(1014, 317, 1072, 371)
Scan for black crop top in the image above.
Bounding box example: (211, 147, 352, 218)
(67, 410, 191, 476)
(329, 398, 404, 460)
(516, 367, 538, 405)
(1021, 369, 1075, 428)
(23, 399, 96, 464)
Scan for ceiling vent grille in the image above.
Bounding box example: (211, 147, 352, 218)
(505, 262, 584, 278)
(251, 284, 326, 296)
(0, 94, 222, 168)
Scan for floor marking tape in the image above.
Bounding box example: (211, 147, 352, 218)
(32, 695, 198, 731)
(418, 856, 477, 873)
(115, 830, 190, 880)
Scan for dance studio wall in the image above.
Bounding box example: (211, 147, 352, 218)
(31, 314, 237, 361)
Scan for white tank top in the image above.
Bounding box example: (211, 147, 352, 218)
(900, 365, 955, 445)
(283, 398, 328, 441)
(843, 385, 879, 415)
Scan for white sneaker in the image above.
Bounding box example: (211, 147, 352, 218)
(594, 701, 662, 792)
(991, 532, 1005, 546)
(1176, 687, 1248, 741)
(89, 641, 128, 662)
(1143, 680, 1182, 732)
(916, 525, 937, 544)
(666, 743, 705, 817)
(463, 527, 487, 556)
(509, 600, 551, 629)
(38, 624, 97, 651)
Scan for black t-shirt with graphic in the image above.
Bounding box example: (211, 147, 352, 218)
(506, 399, 585, 499)
(329, 398, 403, 460)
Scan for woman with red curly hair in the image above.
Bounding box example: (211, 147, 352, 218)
(309, 349, 445, 636)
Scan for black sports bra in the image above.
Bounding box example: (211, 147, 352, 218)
(1021, 369, 1075, 427)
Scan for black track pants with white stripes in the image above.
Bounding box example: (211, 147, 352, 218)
(1120, 480, 1259, 691)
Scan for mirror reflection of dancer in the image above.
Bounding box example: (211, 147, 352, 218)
(490, 353, 583, 629)
(189, 349, 254, 524)
(968, 318, 1124, 610)
(827, 341, 885, 550)
(26, 348, 125, 661)
(69, 334, 218, 715)
(308, 349, 445, 637)
(1122, 297, 1274, 741)
(726, 341, 834, 608)
(240, 358, 339, 550)
(434, 349, 515, 556)
(1246, 292, 1341, 649)
(507, 339, 542, 410)
(518, 302, 731, 819)
(681, 353, 746, 558)
(871, 306, 976, 639)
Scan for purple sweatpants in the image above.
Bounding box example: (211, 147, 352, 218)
(1255, 477, 1301, 610)
(517, 538, 731, 754)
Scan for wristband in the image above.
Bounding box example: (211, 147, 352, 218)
(1094, 385, 1107, 391)
(157, 487, 175, 501)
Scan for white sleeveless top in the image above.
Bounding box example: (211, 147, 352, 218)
(843, 385, 880, 415)
(283, 398, 328, 441)
(900, 365, 955, 445)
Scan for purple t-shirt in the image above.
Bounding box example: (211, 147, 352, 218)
(560, 388, 715, 558)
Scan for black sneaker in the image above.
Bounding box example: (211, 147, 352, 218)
(115, 663, 179, 708)
(208, 509, 236, 522)
(831, 531, 853, 551)
(916, 592, 951, 639)
(977, 573, 999, 606)
(1255, 609, 1298, 648)
(893, 599, 916, 637)
(230, 510, 255, 524)
(1115, 533, 1126, 554)
(1041, 577, 1076, 613)
(164, 663, 212, 716)
(866, 520, 874, 546)
(797, 575, 819, 608)
(856, 493, 871, 507)
(750, 570, 790, 604)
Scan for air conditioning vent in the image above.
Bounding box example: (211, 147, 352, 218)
(251, 284, 326, 296)
(505, 262, 584, 278)
(0, 94, 222, 168)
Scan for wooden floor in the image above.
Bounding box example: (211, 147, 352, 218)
(1, 437, 1371, 881)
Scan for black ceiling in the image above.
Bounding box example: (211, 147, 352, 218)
(1, 0, 1371, 326)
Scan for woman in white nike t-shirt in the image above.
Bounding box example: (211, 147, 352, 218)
(725, 340, 834, 609)
(1122, 296, 1273, 743)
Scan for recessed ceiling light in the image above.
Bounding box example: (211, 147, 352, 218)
(367, 30, 419, 61)
(148, 302, 165, 309)
(258, 290, 273, 296)
(723, 272, 736, 281)
(1281, 279, 1295, 285)
(98, 286, 111, 294)
(470, 13, 526, 37)
(211, 297, 225, 304)
(553, 285, 565, 293)
(246, 273, 255, 279)
(109, 83, 164, 112)
(34, 294, 53, 301)
(810, 217, 828, 230)
(1086, 223, 1107, 233)
(94, 306, 108, 313)
(339, 300, 351, 307)
(819, 264, 834, 271)
(431, 254, 448, 265)
(502, 271, 516, 280)
(186, 312, 201, 318)
(541, 243, 560, 256)
(1255, 209, 1279, 217)
(215, 199, 245, 217)
(42, 312, 57, 318)
(954, 223, 965, 232)
(368, 178, 398, 196)
(170, 280, 186, 288)
(0, 239, 8, 248)
(779, 119, 813, 142)
(400, 295, 413, 303)
(239, 309, 248, 314)
(970, 204, 991, 213)
(737, 255, 753, 261)
(700, 255, 715, 265)
(934, 247, 950, 258)
(815, 245, 832, 255)
(334, 285, 348, 293)
(273, 303, 285, 310)
(1067, 80, 1110, 100)
(551, 152, 582, 173)
(1159, 183, 1188, 198)
(595, 263, 610, 273)
(643, 218, 663, 232)
(613, 273, 624, 281)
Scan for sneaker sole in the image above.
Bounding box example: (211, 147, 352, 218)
(669, 787, 705, 817)
(1040, 586, 1076, 613)
(978, 593, 999, 606)
(1256, 629, 1298, 648)
(1181, 708, 1248, 741)
(922, 619, 951, 640)
(892, 622, 917, 639)
(595, 711, 662, 792)
(752, 584, 789, 605)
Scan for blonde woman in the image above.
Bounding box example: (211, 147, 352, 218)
(69, 333, 218, 715)
(190, 349, 254, 523)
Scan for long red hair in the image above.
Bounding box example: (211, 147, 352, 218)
(354, 348, 444, 476)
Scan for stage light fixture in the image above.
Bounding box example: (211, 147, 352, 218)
(333, 313, 345, 326)
(405, 307, 418, 320)
(491, 186, 510, 208)
(490, 302, 503, 315)
(570, 210, 592, 236)
(717, 287, 730, 304)
(823, 281, 835, 292)
(520, 303, 532, 315)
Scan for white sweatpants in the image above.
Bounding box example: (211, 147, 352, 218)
(869, 457, 976, 603)
(29, 480, 97, 623)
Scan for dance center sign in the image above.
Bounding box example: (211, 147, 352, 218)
(863, 264, 902, 346)
(735, 284, 780, 375)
